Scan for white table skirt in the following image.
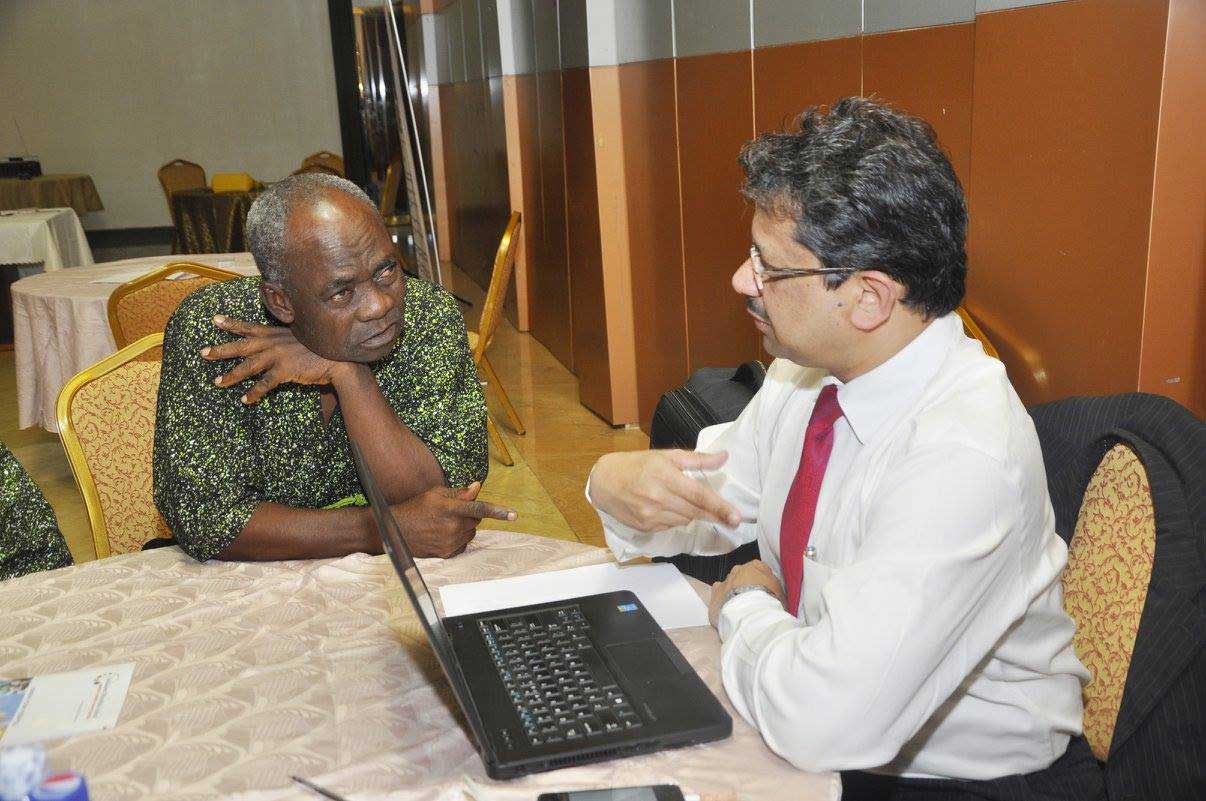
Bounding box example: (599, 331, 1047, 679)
(0, 207, 93, 272)
(11, 252, 258, 431)
(0, 530, 839, 801)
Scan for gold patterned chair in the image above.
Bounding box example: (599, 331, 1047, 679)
(955, 305, 999, 359)
(468, 212, 524, 466)
(301, 150, 345, 177)
(157, 159, 207, 253)
(108, 262, 241, 348)
(57, 334, 170, 559)
(1062, 442, 1157, 760)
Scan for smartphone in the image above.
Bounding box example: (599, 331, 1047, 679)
(537, 786, 686, 801)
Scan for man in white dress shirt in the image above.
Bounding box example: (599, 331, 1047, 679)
(588, 98, 1101, 800)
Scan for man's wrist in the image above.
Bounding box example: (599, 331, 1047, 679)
(329, 360, 373, 392)
(722, 584, 773, 609)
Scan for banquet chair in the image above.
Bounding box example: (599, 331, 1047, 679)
(1031, 394, 1204, 800)
(107, 262, 241, 348)
(955, 305, 999, 359)
(158, 160, 208, 254)
(301, 150, 345, 176)
(469, 212, 524, 466)
(57, 333, 171, 559)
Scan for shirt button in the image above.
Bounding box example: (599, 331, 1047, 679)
(804, 545, 817, 559)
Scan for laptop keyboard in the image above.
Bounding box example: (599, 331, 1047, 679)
(479, 606, 643, 746)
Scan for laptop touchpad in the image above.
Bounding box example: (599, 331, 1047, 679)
(607, 640, 686, 684)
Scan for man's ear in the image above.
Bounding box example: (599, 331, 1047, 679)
(848, 271, 904, 333)
(260, 282, 295, 324)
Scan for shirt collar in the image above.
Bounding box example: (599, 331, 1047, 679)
(830, 312, 962, 445)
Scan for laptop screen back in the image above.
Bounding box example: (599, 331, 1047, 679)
(348, 442, 491, 753)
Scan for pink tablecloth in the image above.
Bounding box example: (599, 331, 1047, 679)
(10, 252, 257, 431)
(0, 530, 838, 801)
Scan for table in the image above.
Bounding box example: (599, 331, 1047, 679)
(11, 252, 258, 432)
(0, 531, 838, 801)
(0, 207, 93, 273)
(171, 188, 261, 254)
(0, 174, 104, 215)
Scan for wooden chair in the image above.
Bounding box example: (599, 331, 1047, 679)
(469, 212, 524, 466)
(301, 150, 345, 176)
(57, 334, 170, 559)
(108, 262, 242, 348)
(379, 157, 409, 227)
(955, 305, 999, 359)
(157, 159, 207, 253)
(291, 162, 342, 177)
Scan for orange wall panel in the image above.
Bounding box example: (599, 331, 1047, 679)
(862, 23, 975, 193)
(1140, 0, 1205, 417)
(967, 0, 1168, 405)
(528, 69, 572, 370)
(617, 59, 690, 427)
(753, 37, 861, 135)
(562, 67, 613, 420)
(675, 51, 761, 373)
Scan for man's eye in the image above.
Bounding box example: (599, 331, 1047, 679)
(376, 264, 398, 282)
(331, 288, 351, 302)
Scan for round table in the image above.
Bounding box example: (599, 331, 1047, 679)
(0, 530, 839, 801)
(171, 188, 261, 254)
(11, 252, 258, 432)
(0, 174, 104, 215)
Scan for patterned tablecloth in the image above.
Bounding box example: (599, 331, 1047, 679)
(10, 252, 258, 431)
(0, 175, 103, 215)
(171, 189, 261, 254)
(0, 530, 839, 801)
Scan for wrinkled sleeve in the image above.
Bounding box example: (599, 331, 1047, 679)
(0, 442, 72, 580)
(717, 445, 1032, 773)
(153, 297, 261, 562)
(395, 284, 488, 489)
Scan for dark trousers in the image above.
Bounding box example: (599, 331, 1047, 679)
(840, 737, 1105, 801)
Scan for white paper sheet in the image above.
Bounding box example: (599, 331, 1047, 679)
(0, 663, 134, 746)
(437, 562, 709, 630)
(89, 268, 197, 284)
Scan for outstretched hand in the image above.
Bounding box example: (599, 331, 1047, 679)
(588, 449, 741, 533)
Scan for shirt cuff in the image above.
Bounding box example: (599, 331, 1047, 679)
(719, 591, 799, 727)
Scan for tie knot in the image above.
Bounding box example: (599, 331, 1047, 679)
(810, 384, 844, 431)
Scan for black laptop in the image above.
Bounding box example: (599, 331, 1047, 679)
(350, 443, 732, 779)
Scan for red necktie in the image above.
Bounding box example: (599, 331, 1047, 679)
(779, 384, 844, 617)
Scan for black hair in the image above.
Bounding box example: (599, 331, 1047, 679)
(738, 96, 967, 318)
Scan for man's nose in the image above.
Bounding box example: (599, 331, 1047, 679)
(732, 255, 758, 297)
(359, 283, 394, 320)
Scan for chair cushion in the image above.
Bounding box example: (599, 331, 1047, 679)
(1063, 443, 1157, 760)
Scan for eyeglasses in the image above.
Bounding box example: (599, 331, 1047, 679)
(749, 245, 852, 293)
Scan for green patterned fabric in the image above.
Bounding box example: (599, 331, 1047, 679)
(0, 441, 72, 581)
(153, 276, 487, 562)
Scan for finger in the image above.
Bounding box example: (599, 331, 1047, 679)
(240, 371, 284, 404)
(201, 338, 267, 361)
(455, 499, 517, 521)
(665, 470, 741, 527)
(213, 355, 271, 388)
(455, 481, 482, 501)
(664, 449, 729, 472)
(212, 315, 277, 336)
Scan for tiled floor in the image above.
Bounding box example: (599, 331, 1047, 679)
(0, 265, 648, 563)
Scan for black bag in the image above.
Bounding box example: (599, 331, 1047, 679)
(649, 361, 765, 584)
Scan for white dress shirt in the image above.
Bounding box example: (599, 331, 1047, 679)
(594, 313, 1088, 780)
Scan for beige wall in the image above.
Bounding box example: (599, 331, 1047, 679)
(0, 0, 342, 230)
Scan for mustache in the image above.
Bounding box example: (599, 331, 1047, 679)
(746, 298, 769, 323)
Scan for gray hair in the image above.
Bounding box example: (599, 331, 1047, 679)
(245, 172, 378, 285)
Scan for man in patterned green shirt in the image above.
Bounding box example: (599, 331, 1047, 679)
(1, 441, 72, 580)
(154, 174, 511, 563)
